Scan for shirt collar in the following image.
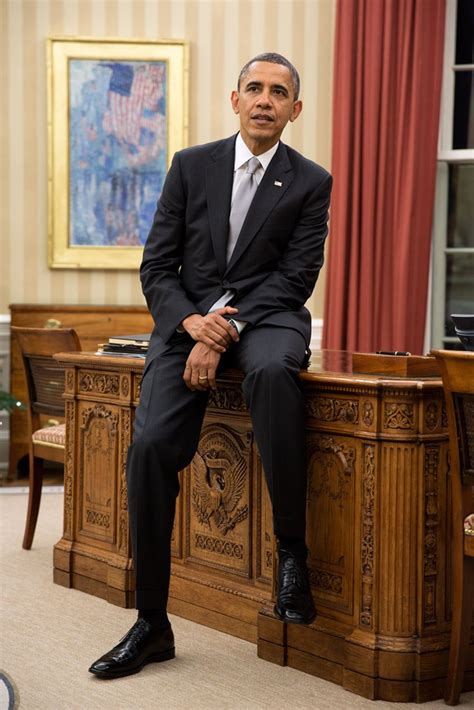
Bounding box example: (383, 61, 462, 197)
(234, 133, 279, 173)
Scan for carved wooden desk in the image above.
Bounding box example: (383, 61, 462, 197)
(52, 351, 473, 702)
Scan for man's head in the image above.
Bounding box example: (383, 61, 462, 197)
(231, 53, 302, 156)
(238, 53, 300, 101)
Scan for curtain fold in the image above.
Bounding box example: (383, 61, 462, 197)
(322, 0, 446, 354)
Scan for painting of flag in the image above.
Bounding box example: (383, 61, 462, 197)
(69, 59, 167, 247)
(48, 38, 188, 269)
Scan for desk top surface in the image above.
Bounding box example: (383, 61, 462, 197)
(54, 349, 443, 391)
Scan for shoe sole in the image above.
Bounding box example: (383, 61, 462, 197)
(89, 647, 175, 679)
(273, 604, 316, 625)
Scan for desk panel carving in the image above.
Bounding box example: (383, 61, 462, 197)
(360, 444, 376, 630)
(208, 385, 247, 412)
(188, 424, 252, 578)
(118, 409, 131, 556)
(384, 401, 415, 430)
(306, 434, 355, 614)
(362, 400, 375, 427)
(79, 403, 119, 544)
(63, 399, 75, 540)
(79, 372, 120, 396)
(306, 396, 359, 424)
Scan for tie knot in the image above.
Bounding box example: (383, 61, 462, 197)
(246, 157, 260, 176)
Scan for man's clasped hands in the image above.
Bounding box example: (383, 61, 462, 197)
(181, 306, 240, 391)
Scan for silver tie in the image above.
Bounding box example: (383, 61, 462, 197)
(226, 157, 261, 263)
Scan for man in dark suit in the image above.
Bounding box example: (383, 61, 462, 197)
(89, 53, 332, 679)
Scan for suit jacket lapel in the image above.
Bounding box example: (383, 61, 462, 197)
(205, 136, 236, 277)
(225, 142, 294, 273)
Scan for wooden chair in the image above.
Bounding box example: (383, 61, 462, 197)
(11, 326, 81, 550)
(432, 349, 474, 705)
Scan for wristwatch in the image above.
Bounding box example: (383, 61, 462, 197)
(226, 318, 239, 333)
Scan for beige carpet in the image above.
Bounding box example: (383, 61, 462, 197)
(1, 492, 473, 710)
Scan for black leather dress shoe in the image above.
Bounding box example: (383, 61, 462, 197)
(274, 549, 316, 625)
(88, 618, 175, 679)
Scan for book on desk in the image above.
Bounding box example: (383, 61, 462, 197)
(96, 333, 150, 359)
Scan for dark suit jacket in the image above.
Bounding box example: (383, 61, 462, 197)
(141, 134, 332, 363)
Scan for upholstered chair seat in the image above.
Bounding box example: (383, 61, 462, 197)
(32, 423, 66, 448)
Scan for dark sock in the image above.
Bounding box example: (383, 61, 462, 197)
(277, 536, 308, 560)
(138, 609, 170, 629)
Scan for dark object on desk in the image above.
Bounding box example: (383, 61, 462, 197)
(108, 333, 151, 347)
(352, 351, 440, 377)
(96, 333, 151, 358)
(376, 350, 411, 356)
(97, 344, 147, 358)
(451, 314, 474, 352)
(432, 349, 474, 705)
(11, 326, 81, 549)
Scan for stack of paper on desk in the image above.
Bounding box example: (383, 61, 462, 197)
(96, 333, 150, 358)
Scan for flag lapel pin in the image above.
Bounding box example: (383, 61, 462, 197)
(274, 180, 283, 187)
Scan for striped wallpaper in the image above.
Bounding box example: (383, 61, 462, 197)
(0, 0, 335, 318)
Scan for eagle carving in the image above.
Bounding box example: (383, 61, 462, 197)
(192, 449, 248, 535)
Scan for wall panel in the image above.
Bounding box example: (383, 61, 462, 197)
(1, 0, 335, 317)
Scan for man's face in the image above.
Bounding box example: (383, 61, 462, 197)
(231, 61, 302, 155)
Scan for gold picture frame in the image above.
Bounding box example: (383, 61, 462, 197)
(47, 37, 188, 269)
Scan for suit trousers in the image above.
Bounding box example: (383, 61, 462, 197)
(126, 325, 308, 610)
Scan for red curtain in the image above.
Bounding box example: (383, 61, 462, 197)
(322, 0, 446, 354)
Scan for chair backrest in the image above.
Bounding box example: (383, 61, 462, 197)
(11, 327, 81, 418)
(452, 393, 474, 487)
(431, 350, 474, 514)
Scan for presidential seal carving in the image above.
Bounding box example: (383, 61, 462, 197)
(192, 449, 248, 535)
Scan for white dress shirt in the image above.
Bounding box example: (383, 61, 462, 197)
(208, 134, 280, 333)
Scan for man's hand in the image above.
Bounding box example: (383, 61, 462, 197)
(183, 342, 221, 391)
(181, 307, 239, 353)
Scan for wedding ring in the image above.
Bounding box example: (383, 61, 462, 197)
(198, 376, 208, 380)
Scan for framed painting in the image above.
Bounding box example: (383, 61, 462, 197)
(47, 37, 188, 269)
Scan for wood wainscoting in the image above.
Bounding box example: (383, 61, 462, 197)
(52, 351, 474, 702)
